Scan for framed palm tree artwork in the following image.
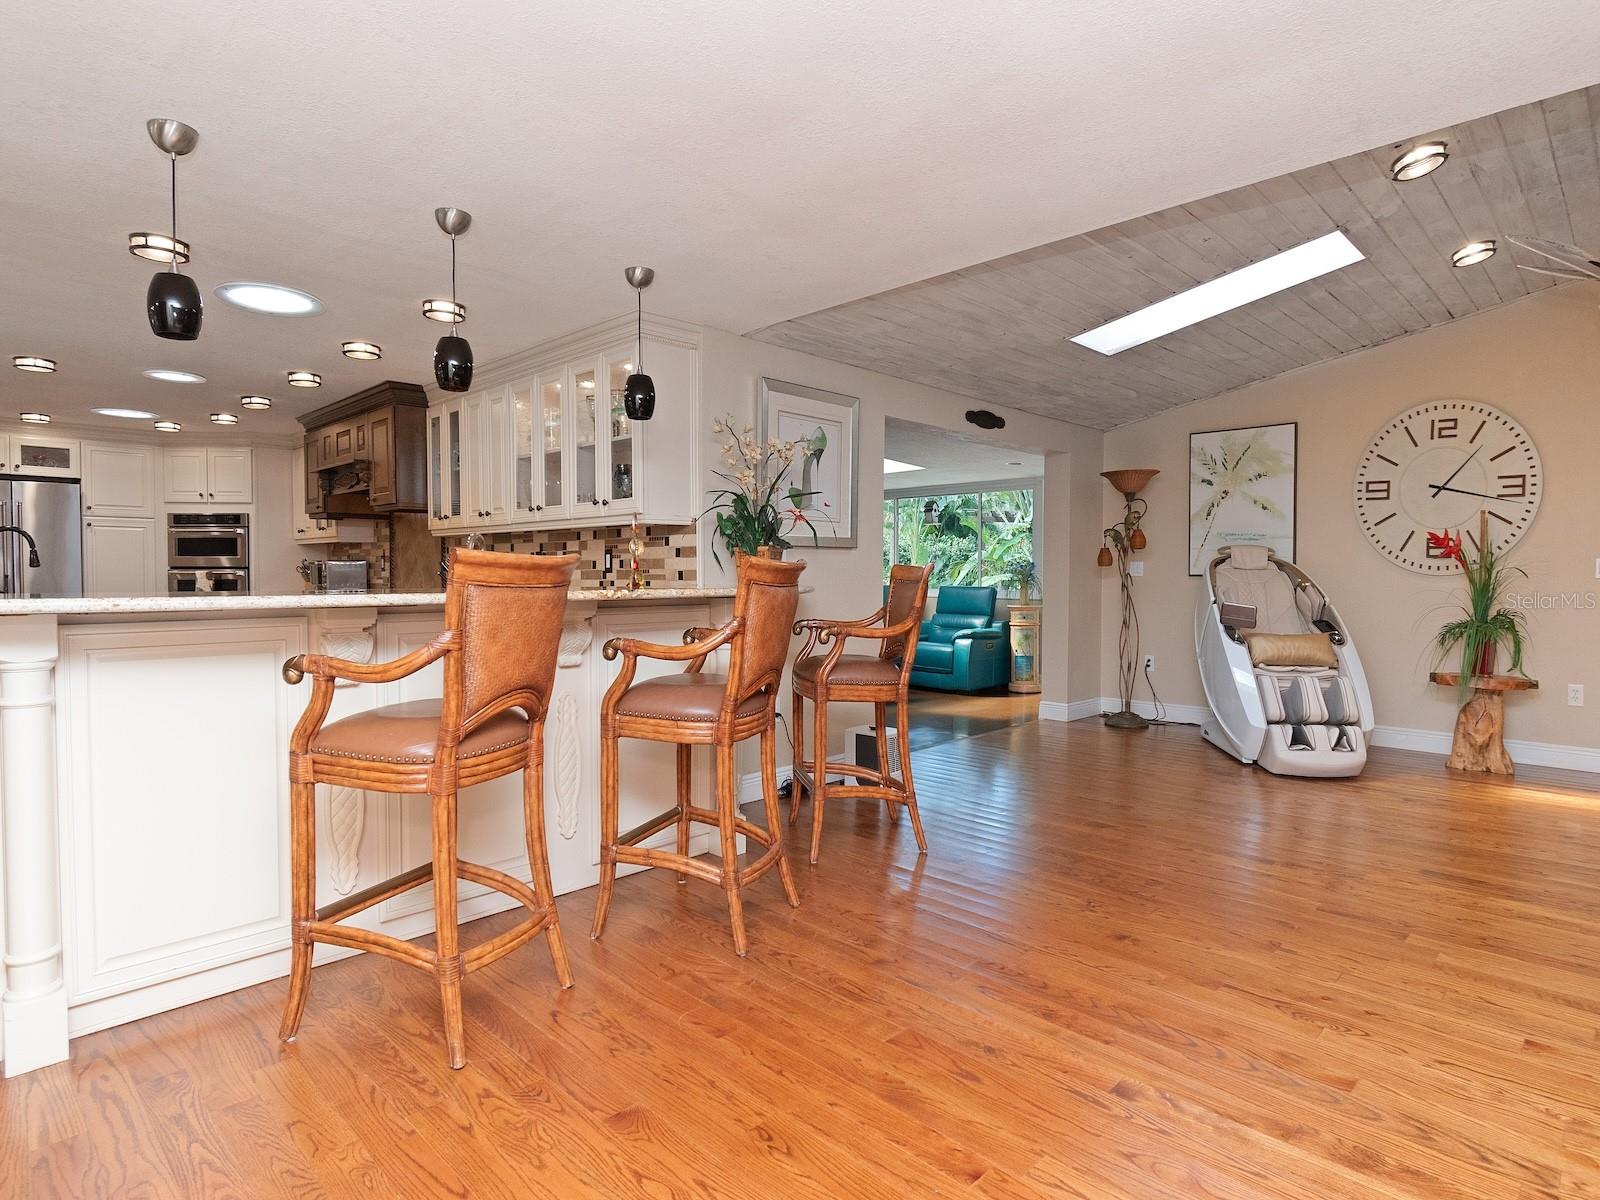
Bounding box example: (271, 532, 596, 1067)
(1188, 421, 1297, 576)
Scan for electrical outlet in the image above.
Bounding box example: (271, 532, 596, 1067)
(1129, 561, 1145, 577)
(1143, 654, 1156, 672)
(1569, 684, 1585, 707)
(1594, 557, 1600, 579)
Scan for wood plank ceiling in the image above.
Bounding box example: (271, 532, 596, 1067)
(750, 86, 1600, 431)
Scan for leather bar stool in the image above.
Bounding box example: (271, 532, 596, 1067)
(592, 555, 804, 956)
(791, 563, 933, 863)
(279, 549, 579, 1069)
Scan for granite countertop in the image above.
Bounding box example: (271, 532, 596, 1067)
(0, 586, 739, 617)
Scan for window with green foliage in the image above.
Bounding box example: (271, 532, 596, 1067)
(882, 489, 1036, 592)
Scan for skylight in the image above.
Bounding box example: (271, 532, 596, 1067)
(1070, 231, 1364, 355)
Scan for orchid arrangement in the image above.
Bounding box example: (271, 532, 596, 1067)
(704, 416, 819, 566)
(1426, 528, 1529, 701)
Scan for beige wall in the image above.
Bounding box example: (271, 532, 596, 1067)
(1099, 283, 1600, 750)
(696, 325, 1104, 760)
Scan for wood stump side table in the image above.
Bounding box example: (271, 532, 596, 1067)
(1008, 603, 1042, 694)
(1428, 672, 1538, 775)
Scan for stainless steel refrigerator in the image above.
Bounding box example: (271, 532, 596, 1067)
(0, 475, 83, 597)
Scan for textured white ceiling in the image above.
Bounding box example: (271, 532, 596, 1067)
(3, 0, 1598, 433)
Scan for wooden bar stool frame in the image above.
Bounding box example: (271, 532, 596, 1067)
(791, 563, 933, 863)
(279, 550, 579, 1069)
(591, 556, 804, 956)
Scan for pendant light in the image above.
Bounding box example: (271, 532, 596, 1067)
(430, 208, 473, 392)
(143, 119, 203, 340)
(622, 266, 656, 420)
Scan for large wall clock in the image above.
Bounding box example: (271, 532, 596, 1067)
(1354, 400, 1541, 573)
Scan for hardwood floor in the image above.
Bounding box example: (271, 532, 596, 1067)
(5, 718, 1599, 1198)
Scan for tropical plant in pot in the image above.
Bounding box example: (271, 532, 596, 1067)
(1007, 559, 1038, 603)
(1427, 527, 1530, 701)
(704, 416, 819, 566)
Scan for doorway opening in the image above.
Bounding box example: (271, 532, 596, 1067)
(881, 417, 1044, 743)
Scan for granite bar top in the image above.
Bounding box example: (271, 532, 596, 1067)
(0, 586, 738, 618)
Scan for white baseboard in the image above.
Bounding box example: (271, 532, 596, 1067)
(1042, 696, 1600, 775)
(1369, 722, 1600, 774)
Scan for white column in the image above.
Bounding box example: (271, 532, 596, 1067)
(0, 615, 68, 1076)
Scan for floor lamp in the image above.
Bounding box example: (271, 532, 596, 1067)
(1098, 469, 1159, 730)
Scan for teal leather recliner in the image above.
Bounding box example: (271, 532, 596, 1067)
(907, 586, 1010, 692)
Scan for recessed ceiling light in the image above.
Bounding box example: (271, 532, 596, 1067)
(239, 395, 273, 410)
(143, 368, 206, 383)
(1389, 142, 1448, 181)
(422, 298, 466, 323)
(93, 407, 159, 419)
(287, 371, 321, 388)
(127, 232, 190, 264)
(1451, 239, 1497, 268)
(215, 281, 324, 315)
(209, 412, 239, 425)
(1070, 230, 1365, 355)
(1006, 460, 1025, 467)
(341, 341, 382, 360)
(153, 420, 182, 432)
(883, 458, 923, 474)
(19, 413, 51, 425)
(13, 356, 56, 373)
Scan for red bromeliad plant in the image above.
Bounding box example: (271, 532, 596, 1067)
(1426, 527, 1529, 701)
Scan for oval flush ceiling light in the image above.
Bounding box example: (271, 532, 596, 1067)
(287, 370, 321, 387)
(93, 407, 158, 419)
(216, 282, 324, 316)
(341, 340, 382, 360)
(128, 232, 190, 264)
(153, 420, 182, 432)
(1389, 141, 1448, 181)
(422, 298, 466, 323)
(239, 395, 272, 409)
(143, 368, 206, 383)
(19, 413, 51, 424)
(12, 355, 56, 373)
(209, 412, 239, 425)
(1452, 239, 1497, 267)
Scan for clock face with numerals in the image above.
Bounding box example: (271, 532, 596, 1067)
(1355, 401, 1541, 573)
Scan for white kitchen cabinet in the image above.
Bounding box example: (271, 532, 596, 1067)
(291, 446, 377, 543)
(430, 320, 699, 535)
(163, 447, 254, 504)
(4, 432, 82, 479)
(207, 448, 254, 504)
(82, 516, 159, 596)
(83, 443, 158, 518)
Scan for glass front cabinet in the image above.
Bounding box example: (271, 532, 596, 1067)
(429, 324, 696, 535)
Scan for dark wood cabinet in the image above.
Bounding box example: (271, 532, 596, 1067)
(297, 382, 428, 515)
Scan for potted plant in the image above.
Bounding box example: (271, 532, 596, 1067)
(1007, 560, 1038, 604)
(1426, 528, 1530, 699)
(704, 416, 819, 566)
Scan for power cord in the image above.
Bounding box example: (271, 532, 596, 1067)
(1143, 660, 1200, 728)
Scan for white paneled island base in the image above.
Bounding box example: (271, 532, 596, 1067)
(0, 588, 736, 1076)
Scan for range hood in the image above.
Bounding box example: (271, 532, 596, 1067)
(297, 381, 428, 516)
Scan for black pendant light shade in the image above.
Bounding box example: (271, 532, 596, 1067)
(434, 334, 473, 391)
(148, 270, 203, 340)
(622, 371, 655, 421)
(142, 119, 202, 341)
(623, 265, 656, 420)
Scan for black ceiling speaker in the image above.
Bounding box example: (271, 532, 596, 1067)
(622, 266, 656, 420)
(430, 207, 473, 392)
(965, 409, 1006, 430)
(144, 119, 202, 340)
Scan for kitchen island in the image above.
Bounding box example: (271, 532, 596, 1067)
(0, 585, 740, 1076)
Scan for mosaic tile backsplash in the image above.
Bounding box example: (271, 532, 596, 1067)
(488, 525, 698, 589)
